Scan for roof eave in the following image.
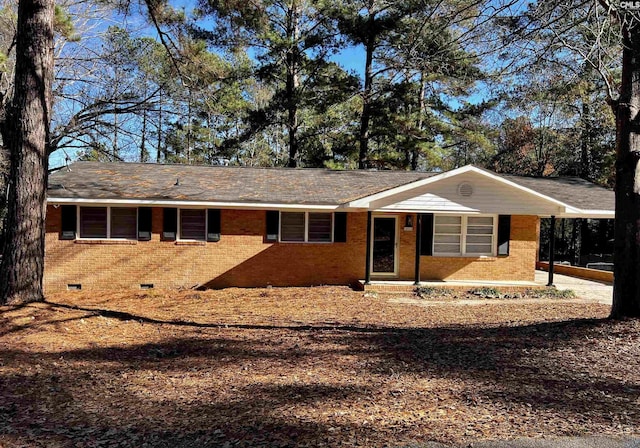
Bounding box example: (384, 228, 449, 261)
(346, 165, 575, 211)
(46, 197, 340, 211)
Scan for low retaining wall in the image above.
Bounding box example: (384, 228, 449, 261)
(537, 262, 613, 283)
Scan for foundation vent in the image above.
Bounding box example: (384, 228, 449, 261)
(457, 182, 474, 197)
(140, 284, 154, 289)
(67, 284, 82, 291)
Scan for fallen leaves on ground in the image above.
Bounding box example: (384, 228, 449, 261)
(0, 286, 635, 447)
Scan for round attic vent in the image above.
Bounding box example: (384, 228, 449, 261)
(457, 182, 474, 197)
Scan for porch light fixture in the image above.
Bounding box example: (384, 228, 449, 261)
(404, 215, 414, 230)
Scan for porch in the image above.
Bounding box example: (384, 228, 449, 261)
(358, 270, 613, 304)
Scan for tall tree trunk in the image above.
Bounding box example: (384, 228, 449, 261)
(358, 10, 375, 170)
(611, 26, 640, 318)
(140, 105, 148, 163)
(580, 102, 591, 179)
(156, 88, 163, 162)
(0, 0, 54, 304)
(411, 72, 426, 171)
(187, 88, 192, 164)
(286, 0, 300, 168)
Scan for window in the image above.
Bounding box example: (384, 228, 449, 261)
(80, 207, 107, 239)
(280, 212, 332, 243)
(180, 209, 206, 240)
(433, 215, 495, 256)
(281, 212, 305, 242)
(111, 207, 137, 239)
(308, 213, 332, 242)
(78, 206, 138, 239)
(433, 215, 461, 254)
(465, 216, 494, 255)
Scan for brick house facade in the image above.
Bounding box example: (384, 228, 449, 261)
(43, 162, 613, 292)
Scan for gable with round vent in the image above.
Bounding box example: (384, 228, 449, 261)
(457, 182, 473, 197)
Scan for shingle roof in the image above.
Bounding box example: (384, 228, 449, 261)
(47, 162, 436, 205)
(500, 174, 615, 211)
(46, 161, 614, 212)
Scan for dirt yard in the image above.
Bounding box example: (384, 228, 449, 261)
(0, 287, 637, 447)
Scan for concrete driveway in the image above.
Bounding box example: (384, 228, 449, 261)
(534, 270, 613, 305)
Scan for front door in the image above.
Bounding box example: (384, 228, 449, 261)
(371, 216, 398, 275)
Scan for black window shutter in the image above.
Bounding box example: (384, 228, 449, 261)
(138, 207, 152, 241)
(207, 209, 221, 242)
(60, 205, 77, 240)
(420, 213, 434, 256)
(333, 212, 347, 242)
(266, 211, 279, 241)
(163, 208, 177, 241)
(497, 215, 511, 256)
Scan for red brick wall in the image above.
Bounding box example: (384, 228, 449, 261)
(44, 206, 368, 292)
(418, 215, 539, 282)
(44, 207, 538, 291)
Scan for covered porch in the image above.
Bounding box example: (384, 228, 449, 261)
(349, 166, 615, 289)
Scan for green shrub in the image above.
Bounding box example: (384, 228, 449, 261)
(525, 287, 576, 299)
(414, 286, 454, 299)
(468, 287, 502, 299)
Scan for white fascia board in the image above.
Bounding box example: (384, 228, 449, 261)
(555, 210, 615, 219)
(46, 197, 338, 211)
(347, 165, 574, 210)
(372, 208, 491, 214)
(346, 165, 474, 208)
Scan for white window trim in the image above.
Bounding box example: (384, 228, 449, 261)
(177, 208, 208, 242)
(433, 214, 497, 257)
(76, 205, 138, 241)
(278, 211, 334, 243)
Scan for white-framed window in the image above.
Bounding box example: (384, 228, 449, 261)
(280, 211, 333, 243)
(433, 215, 496, 256)
(178, 208, 206, 241)
(78, 206, 138, 240)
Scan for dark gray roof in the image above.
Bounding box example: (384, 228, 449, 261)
(47, 162, 436, 205)
(47, 162, 614, 211)
(501, 174, 615, 211)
